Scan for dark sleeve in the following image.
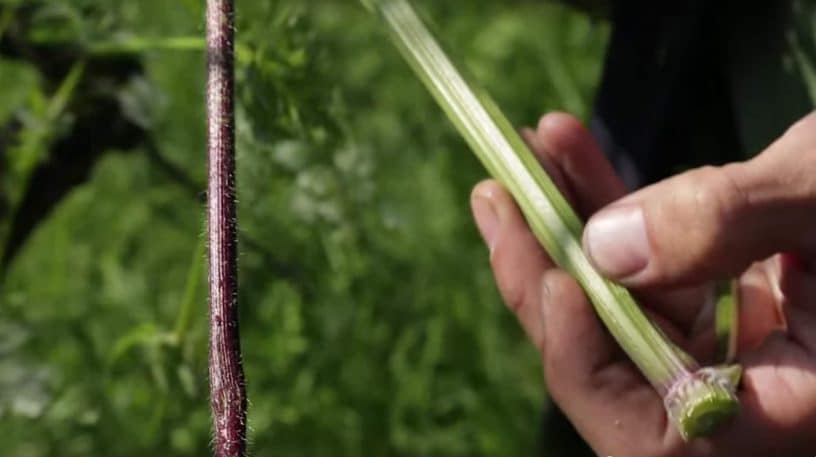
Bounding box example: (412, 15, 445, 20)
(589, 2, 744, 189)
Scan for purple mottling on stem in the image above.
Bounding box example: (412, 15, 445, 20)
(206, 0, 247, 456)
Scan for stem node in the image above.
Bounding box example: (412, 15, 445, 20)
(664, 366, 741, 440)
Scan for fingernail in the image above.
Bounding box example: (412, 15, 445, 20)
(472, 191, 499, 252)
(584, 205, 650, 278)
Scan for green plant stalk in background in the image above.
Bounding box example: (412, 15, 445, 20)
(715, 280, 739, 363)
(363, 0, 741, 440)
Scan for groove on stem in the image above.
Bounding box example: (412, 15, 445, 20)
(206, 0, 247, 456)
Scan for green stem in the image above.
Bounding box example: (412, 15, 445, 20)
(363, 0, 740, 440)
(715, 280, 739, 363)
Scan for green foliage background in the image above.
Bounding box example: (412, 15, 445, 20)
(0, 1, 607, 455)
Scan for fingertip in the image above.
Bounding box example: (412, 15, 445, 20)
(471, 179, 538, 259)
(537, 112, 591, 153)
(470, 179, 504, 203)
(537, 112, 584, 135)
(471, 180, 503, 252)
(535, 112, 628, 215)
(471, 179, 516, 222)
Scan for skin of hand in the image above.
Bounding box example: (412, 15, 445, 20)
(470, 111, 816, 456)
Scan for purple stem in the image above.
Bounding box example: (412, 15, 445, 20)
(206, 0, 247, 456)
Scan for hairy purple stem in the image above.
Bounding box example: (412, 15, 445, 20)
(206, 0, 247, 456)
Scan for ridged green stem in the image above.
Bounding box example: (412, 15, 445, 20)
(363, 0, 740, 439)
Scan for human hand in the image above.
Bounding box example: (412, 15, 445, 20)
(470, 112, 816, 456)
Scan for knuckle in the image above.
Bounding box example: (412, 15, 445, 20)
(661, 166, 748, 274)
(700, 165, 748, 220)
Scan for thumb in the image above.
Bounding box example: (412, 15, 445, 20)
(583, 112, 816, 288)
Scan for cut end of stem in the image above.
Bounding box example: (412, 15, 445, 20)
(664, 365, 742, 440)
